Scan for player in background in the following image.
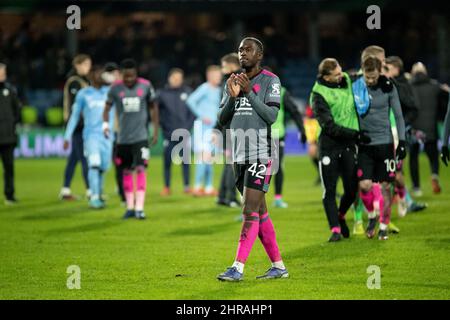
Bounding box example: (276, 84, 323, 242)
(267, 66, 307, 209)
(102, 62, 126, 204)
(60, 54, 91, 201)
(311, 58, 370, 242)
(217, 53, 241, 208)
(217, 37, 288, 281)
(440, 98, 450, 166)
(186, 65, 222, 197)
(103, 59, 159, 220)
(384, 56, 427, 215)
(63, 65, 113, 209)
(157, 68, 194, 196)
(303, 105, 321, 185)
(409, 62, 448, 195)
(353, 56, 406, 240)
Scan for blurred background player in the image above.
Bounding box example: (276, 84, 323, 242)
(217, 37, 287, 281)
(157, 68, 194, 196)
(303, 104, 321, 185)
(102, 62, 126, 204)
(186, 65, 222, 197)
(59, 54, 91, 201)
(103, 59, 159, 220)
(440, 97, 450, 166)
(353, 56, 406, 240)
(268, 66, 307, 209)
(217, 53, 241, 208)
(311, 58, 369, 242)
(384, 56, 427, 214)
(63, 65, 113, 209)
(0, 62, 21, 205)
(409, 62, 449, 196)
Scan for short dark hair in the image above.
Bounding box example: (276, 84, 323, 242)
(168, 68, 184, 78)
(318, 58, 339, 77)
(120, 58, 137, 70)
(241, 37, 264, 54)
(104, 62, 119, 72)
(362, 55, 382, 72)
(221, 53, 239, 65)
(385, 56, 404, 73)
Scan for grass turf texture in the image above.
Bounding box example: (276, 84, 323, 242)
(0, 155, 449, 299)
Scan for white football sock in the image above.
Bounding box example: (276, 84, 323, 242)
(272, 261, 286, 270)
(232, 261, 244, 274)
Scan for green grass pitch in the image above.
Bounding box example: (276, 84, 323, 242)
(0, 155, 449, 299)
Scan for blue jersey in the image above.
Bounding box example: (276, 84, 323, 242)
(64, 85, 114, 141)
(186, 82, 221, 129)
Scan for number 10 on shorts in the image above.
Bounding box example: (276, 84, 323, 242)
(384, 159, 396, 173)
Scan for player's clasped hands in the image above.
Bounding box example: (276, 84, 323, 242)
(227, 72, 251, 97)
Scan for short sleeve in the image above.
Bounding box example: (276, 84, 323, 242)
(147, 82, 157, 104)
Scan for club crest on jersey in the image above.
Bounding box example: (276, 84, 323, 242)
(271, 83, 281, 95)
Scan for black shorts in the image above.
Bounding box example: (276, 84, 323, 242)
(116, 140, 150, 170)
(234, 160, 274, 195)
(357, 144, 396, 182)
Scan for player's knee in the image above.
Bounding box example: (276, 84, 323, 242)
(243, 205, 258, 216)
(359, 180, 372, 192)
(136, 165, 146, 174)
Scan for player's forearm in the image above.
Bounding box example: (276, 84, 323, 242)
(218, 96, 235, 126)
(64, 114, 78, 141)
(103, 103, 112, 123)
(245, 91, 278, 124)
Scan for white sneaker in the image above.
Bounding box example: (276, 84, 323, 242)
(412, 188, 423, 197)
(397, 197, 408, 218)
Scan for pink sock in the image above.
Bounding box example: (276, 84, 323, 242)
(235, 212, 260, 263)
(395, 186, 406, 199)
(258, 212, 282, 262)
(379, 185, 391, 225)
(373, 183, 384, 213)
(275, 194, 282, 200)
(331, 226, 341, 234)
(135, 167, 147, 211)
(123, 171, 134, 210)
(360, 188, 374, 212)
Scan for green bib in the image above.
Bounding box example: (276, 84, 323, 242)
(271, 86, 286, 139)
(310, 72, 359, 134)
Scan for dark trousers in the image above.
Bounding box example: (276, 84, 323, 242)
(113, 142, 125, 201)
(164, 140, 190, 188)
(0, 144, 15, 199)
(274, 140, 285, 195)
(409, 140, 439, 189)
(319, 146, 358, 229)
(63, 131, 89, 189)
(218, 163, 238, 203)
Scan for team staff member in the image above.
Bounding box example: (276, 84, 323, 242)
(158, 68, 194, 196)
(311, 58, 370, 242)
(0, 63, 21, 205)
